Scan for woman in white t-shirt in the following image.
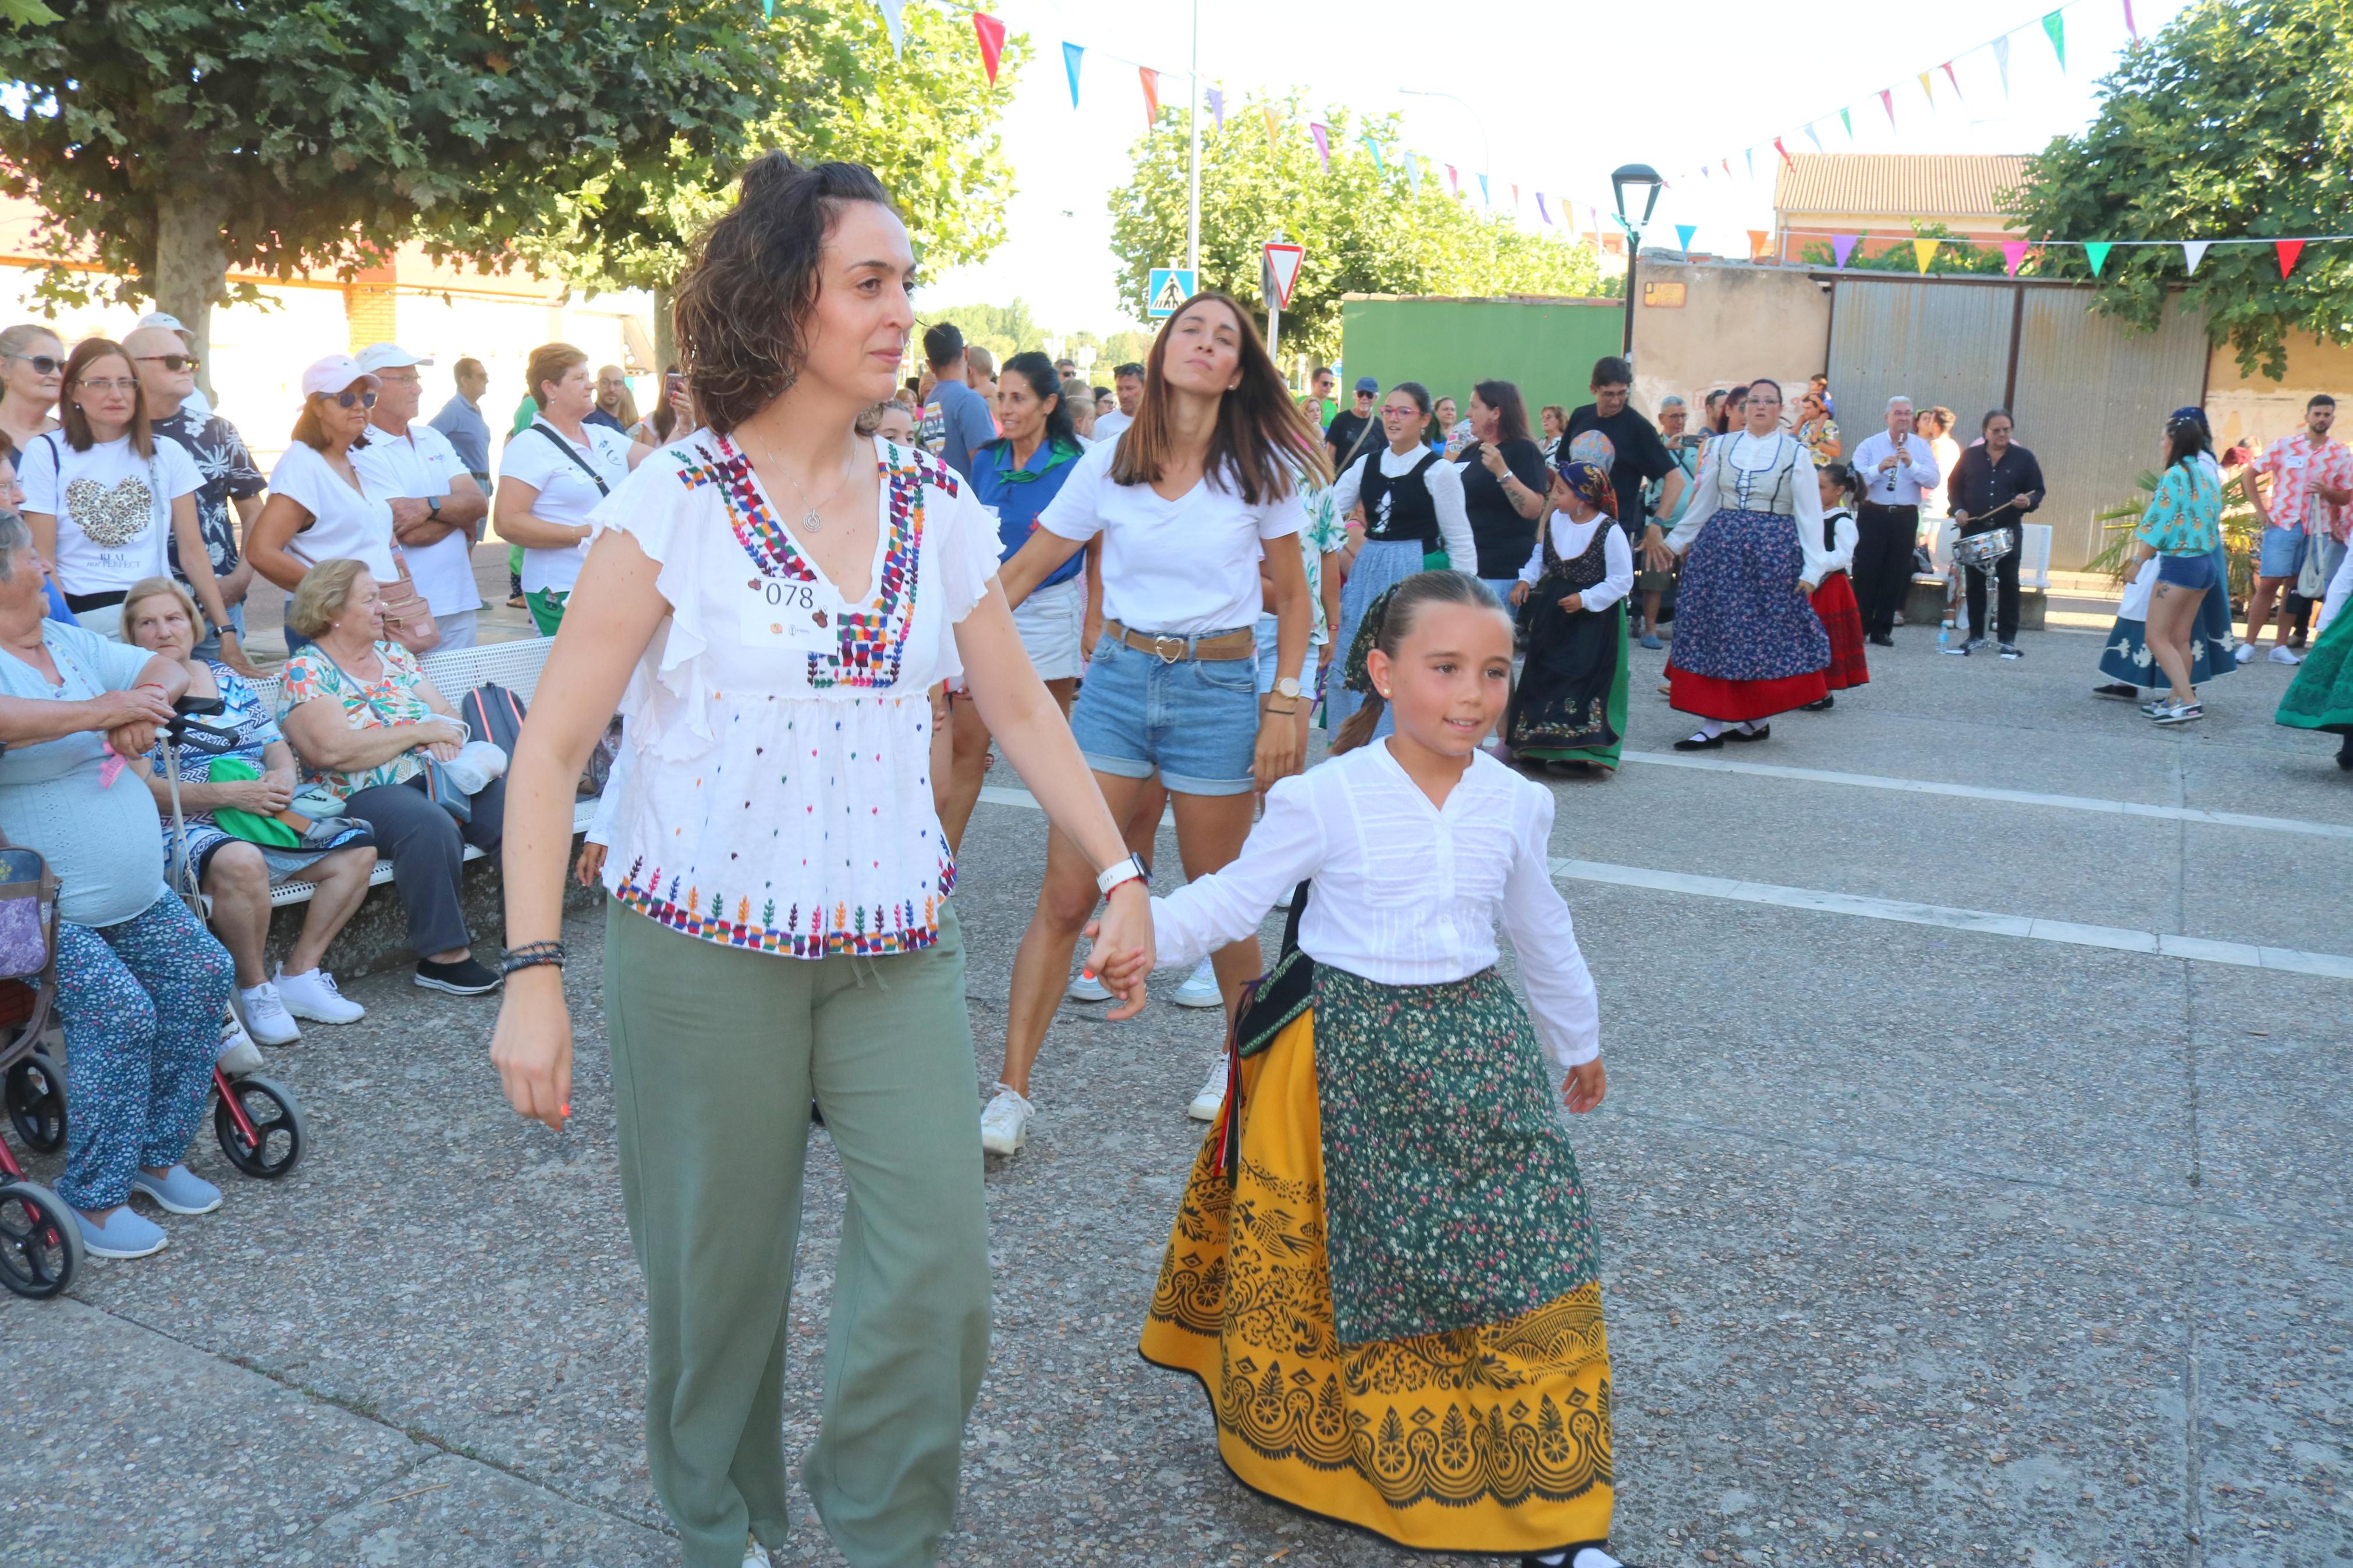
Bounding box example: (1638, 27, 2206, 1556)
(494, 343, 651, 635)
(987, 291, 1323, 1151)
(20, 338, 240, 656)
(247, 355, 411, 652)
(484, 155, 1152, 1567)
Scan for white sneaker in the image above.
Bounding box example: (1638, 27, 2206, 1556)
(273, 966, 366, 1024)
(215, 1014, 265, 1076)
(1066, 970, 1112, 1002)
(1187, 1055, 1228, 1122)
(233, 982, 301, 1046)
(1172, 958, 1222, 1009)
(2234, 642, 2256, 664)
(2270, 644, 2303, 666)
(979, 1083, 1034, 1155)
(743, 1537, 771, 1567)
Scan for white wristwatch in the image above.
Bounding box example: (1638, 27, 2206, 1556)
(1272, 675, 1303, 701)
(1096, 852, 1149, 896)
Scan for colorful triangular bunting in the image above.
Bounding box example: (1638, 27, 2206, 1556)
(1992, 35, 2011, 95)
(2001, 240, 2028, 276)
(1879, 88, 1896, 126)
(876, 0, 905, 55)
(2181, 240, 2210, 273)
(2277, 239, 2305, 277)
(2042, 10, 2066, 71)
(1206, 87, 1224, 128)
(1309, 122, 1330, 170)
(1912, 237, 1940, 273)
(1061, 42, 1083, 108)
(1839, 106, 1854, 140)
(2084, 240, 2111, 276)
(1942, 61, 1962, 98)
(1137, 67, 1158, 126)
(1773, 137, 1794, 169)
(1676, 223, 1698, 252)
(971, 12, 1006, 87)
(1833, 234, 1859, 268)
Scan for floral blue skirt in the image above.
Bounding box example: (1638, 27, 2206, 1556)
(1322, 538, 1425, 735)
(1667, 508, 1830, 684)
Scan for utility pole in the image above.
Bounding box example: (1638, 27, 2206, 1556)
(1186, 0, 1202, 273)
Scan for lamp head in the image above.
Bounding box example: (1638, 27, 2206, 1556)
(1610, 163, 1665, 232)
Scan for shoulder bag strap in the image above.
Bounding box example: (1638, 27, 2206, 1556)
(530, 421, 611, 497)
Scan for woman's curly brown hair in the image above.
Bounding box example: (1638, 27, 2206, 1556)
(670, 152, 896, 436)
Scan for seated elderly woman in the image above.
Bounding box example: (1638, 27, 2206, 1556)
(0, 511, 235, 1261)
(119, 578, 378, 1048)
(274, 558, 505, 996)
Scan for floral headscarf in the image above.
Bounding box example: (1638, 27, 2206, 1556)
(1551, 456, 1617, 516)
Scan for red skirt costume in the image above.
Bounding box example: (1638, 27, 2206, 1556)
(1810, 570, 1871, 691)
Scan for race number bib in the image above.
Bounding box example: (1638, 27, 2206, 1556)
(740, 574, 835, 648)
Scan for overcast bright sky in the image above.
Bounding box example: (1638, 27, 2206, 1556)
(918, 0, 2194, 336)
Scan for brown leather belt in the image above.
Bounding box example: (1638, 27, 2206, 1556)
(1103, 618, 1257, 663)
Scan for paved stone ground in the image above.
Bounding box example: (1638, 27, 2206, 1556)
(4, 613, 2350, 1568)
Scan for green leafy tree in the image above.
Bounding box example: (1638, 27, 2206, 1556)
(922, 298, 1046, 367)
(2003, 0, 2352, 378)
(1109, 93, 1607, 362)
(520, 0, 1024, 364)
(1799, 222, 2008, 275)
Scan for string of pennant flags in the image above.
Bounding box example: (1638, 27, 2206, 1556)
(858, 0, 1634, 247)
(851, 0, 2341, 282)
(1679, 0, 2131, 188)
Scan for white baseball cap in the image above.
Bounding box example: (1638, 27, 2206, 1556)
(135, 311, 189, 334)
(354, 342, 432, 372)
(301, 354, 382, 399)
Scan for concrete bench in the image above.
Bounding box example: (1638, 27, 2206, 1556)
(252, 637, 604, 977)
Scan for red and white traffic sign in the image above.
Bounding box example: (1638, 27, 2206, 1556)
(1262, 241, 1306, 308)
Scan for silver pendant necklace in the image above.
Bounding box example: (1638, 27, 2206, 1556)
(749, 434, 851, 536)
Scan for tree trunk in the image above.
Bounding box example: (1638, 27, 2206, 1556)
(152, 188, 231, 402)
(652, 280, 676, 374)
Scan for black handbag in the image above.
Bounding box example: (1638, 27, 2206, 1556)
(1213, 879, 1315, 1185)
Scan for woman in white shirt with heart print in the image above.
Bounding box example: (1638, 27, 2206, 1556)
(19, 337, 241, 657)
(486, 154, 1153, 1568)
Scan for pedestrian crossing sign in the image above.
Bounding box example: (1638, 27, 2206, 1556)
(1146, 266, 1196, 318)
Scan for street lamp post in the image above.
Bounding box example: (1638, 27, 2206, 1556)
(1610, 163, 1664, 360)
(1186, 0, 1201, 273)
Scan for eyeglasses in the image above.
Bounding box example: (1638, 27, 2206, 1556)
(332, 389, 379, 410)
(74, 377, 139, 394)
(133, 353, 200, 373)
(6, 353, 61, 376)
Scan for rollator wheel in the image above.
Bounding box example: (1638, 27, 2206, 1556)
(214, 1075, 303, 1179)
(5, 1050, 66, 1154)
(0, 1179, 80, 1298)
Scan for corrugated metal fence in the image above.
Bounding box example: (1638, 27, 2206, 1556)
(1825, 276, 2208, 568)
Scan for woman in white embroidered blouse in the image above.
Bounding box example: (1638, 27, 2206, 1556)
(985, 293, 1322, 1153)
(485, 156, 1154, 1568)
(1133, 573, 1624, 1561)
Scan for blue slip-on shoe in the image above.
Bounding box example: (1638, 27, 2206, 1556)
(1640, 632, 1663, 649)
(130, 1164, 223, 1217)
(75, 1204, 168, 1259)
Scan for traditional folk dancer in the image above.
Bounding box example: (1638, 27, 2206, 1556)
(2276, 535, 2353, 770)
(1504, 458, 1634, 774)
(1323, 380, 1477, 735)
(488, 157, 1154, 1568)
(1801, 461, 1869, 710)
(1126, 571, 1626, 1568)
(1639, 377, 1832, 749)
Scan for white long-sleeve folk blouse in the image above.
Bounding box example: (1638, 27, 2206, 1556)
(1516, 511, 1636, 609)
(1149, 741, 1601, 1067)
(1664, 429, 1837, 588)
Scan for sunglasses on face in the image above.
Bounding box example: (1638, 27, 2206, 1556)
(133, 353, 200, 373)
(8, 354, 61, 376)
(332, 389, 379, 410)
(75, 377, 138, 394)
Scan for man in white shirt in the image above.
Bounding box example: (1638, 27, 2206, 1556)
(350, 343, 490, 648)
(1091, 362, 1145, 443)
(1846, 395, 1944, 645)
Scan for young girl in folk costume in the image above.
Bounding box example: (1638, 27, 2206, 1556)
(1117, 571, 1630, 1568)
(1505, 458, 1634, 775)
(1803, 461, 1869, 710)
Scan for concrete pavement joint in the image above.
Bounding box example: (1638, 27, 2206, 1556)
(1618, 749, 2353, 841)
(1546, 856, 2353, 979)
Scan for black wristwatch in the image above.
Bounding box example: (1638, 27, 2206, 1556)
(427, 499, 444, 522)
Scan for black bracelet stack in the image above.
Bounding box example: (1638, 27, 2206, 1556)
(501, 940, 567, 977)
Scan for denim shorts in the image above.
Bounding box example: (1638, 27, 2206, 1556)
(2157, 550, 2217, 591)
(1069, 630, 1259, 795)
(2258, 525, 2308, 580)
(1252, 613, 1315, 695)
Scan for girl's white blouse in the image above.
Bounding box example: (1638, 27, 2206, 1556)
(589, 433, 1000, 958)
(1150, 741, 1600, 1066)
